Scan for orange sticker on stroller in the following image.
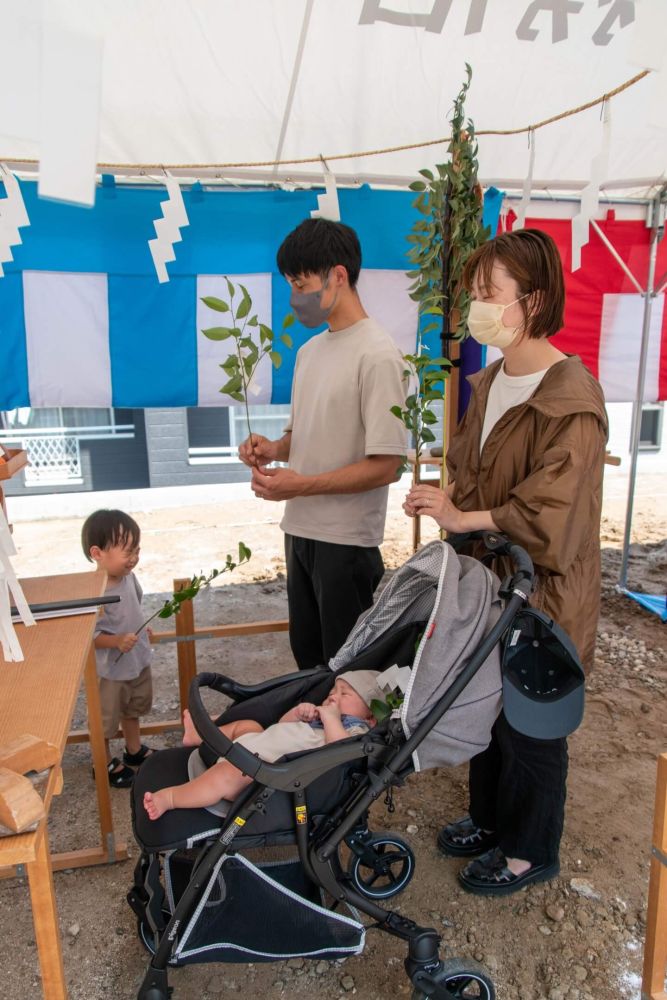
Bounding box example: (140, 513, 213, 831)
(295, 805, 307, 825)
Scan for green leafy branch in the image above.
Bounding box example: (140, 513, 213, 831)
(201, 278, 294, 449)
(391, 353, 451, 472)
(371, 688, 405, 723)
(407, 64, 488, 342)
(395, 66, 487, 493)
(114, 543, 252, 662)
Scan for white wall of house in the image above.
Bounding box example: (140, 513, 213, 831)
(606, 401, 667, 479)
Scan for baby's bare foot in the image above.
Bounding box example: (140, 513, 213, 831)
(144, 790, 170, 820)
(182, 709, 202, 747)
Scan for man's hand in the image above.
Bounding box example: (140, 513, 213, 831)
(116, 632, 139, 653)
(238, 434, 276, 468)
(251, 465, 306, 501)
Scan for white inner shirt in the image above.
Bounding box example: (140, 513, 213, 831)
(479, 363, 550, 452)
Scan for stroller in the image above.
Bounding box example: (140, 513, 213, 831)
(129, 532, 534, 999)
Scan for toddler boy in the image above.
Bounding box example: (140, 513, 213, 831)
(82, 509, 154, 788)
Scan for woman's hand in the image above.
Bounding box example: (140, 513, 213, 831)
(404, 484, 465, 533)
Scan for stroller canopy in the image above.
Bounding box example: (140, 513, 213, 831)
(330, 541, 503, 771)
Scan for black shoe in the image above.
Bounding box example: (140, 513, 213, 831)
(95, 757, 134, 788)
(437, 815, 498, 857)
(458, 847, 560, 896)
(122, 744, 155, 767)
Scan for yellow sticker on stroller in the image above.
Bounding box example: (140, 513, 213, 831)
(233, 816, 246, 827)
(295, 805, 307, 825)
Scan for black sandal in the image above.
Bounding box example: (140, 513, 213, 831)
(437, 815, 498, 857)
(93, 757, 134, 789)
(123, 744, 155, 767)
(458, 846, 560, 896)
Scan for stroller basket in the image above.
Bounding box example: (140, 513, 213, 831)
(160, 850, 364, 964)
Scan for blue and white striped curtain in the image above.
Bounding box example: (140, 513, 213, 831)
(0, 181, 503, 411)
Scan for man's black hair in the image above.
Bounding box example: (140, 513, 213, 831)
(276, 218, 362, 287)
(81, 509, 141, 561)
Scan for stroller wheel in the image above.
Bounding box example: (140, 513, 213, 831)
(137, 914, 184, 968)
(347, 832, 415, 899)
(411, 957, 495, 1000)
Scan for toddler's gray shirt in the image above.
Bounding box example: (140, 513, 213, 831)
(94, 572, 152, 682)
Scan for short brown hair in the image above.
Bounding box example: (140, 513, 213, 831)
(81, 509, 141, 561)
(462, 229, 565, 339)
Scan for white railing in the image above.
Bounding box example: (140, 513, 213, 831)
(22, 435, 83, 485)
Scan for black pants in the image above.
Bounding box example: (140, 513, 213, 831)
(284, 534, 384, 670)
(468, 711, 568, 866)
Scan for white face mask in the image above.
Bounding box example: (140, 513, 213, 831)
(467, 295, 529, 348)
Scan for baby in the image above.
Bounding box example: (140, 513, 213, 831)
(144, 670, 384, 820)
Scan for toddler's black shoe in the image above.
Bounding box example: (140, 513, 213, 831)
(123, 744, 154, 767)
(104, 757, 135, 788)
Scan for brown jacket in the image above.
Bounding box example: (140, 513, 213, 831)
(447, 356, 608, 670)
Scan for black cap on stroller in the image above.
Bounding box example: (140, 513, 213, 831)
(501, 607, 585, 740)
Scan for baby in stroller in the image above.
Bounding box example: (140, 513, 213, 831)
(143, 670, 385, 820)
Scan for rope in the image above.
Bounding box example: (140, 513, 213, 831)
(1, 69, 651, 174)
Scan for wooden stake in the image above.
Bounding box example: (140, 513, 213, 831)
(642, 752, 667, 1000)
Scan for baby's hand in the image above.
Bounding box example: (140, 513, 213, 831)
(117, 632, 138, 653)
(317, 703, 341, 723)
(296, 702, 317, 722)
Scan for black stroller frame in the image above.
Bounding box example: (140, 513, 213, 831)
(132, 532, 535, 1000)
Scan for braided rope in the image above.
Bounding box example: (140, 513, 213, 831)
(1, 69, 651, 173)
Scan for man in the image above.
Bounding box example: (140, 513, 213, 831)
(239, 218, 407, 669)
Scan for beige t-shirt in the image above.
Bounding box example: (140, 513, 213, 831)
(280, 317, 408, 546)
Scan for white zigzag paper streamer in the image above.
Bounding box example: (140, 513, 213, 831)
(513, 130, 536, 232)
(310, 169, 341, 222)
(148, 174, 190, 283)
(0, 164, 31, 279)
(571, 102, 611, 273)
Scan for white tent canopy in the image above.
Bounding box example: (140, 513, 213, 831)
(1, 0, 666, 197)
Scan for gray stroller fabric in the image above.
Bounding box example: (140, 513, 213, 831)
(330, 540, 502, 772)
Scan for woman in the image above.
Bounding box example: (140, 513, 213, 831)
(405, 228, 607, 896)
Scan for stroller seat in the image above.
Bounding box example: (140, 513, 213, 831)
(132, 745, 358, 853)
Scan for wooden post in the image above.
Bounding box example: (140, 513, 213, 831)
(444, 341, 460, 455)
(27, 827, 67, 1000)
(174, 578, 197, 717)
(83, 642, 116, 860)
(642, 752, 667, 1000)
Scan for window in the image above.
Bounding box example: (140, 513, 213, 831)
(639, 403, 664, 451)
(1, 407, 134, 440)
(186, 405, 290, 464)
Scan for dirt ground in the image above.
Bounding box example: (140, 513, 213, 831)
(1, 478, 665, 1000)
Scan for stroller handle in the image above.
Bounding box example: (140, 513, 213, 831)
(448, 530, 535, 593)
(187, 672, 266, 780)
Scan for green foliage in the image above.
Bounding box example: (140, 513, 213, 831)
(114, 543, 252, 662)
(391, 352, 452, 472)
(395, 66, 488, 470)
(371, 688, 405, 723)
(201, 280, 293, 442)
(155, 543, 252, 620)
(406, 64, 488, 343)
